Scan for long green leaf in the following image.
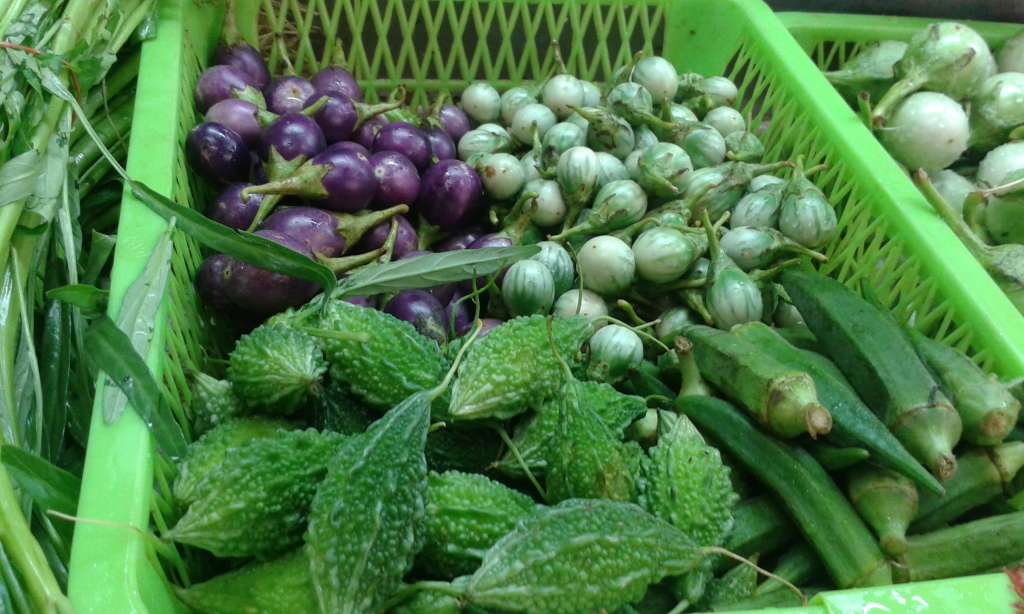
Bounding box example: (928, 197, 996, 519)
(334, 246, 540, 298)
(45, 284, 107, 316)
(37, 301, 69, 462)
(81, 230, 116, 285)
(0, 446, 79, 517)
(39, 68, 336, 297)
(0, 151, 41, 208)
(85, 315, 187, 459)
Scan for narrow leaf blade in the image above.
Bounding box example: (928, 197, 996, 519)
(0, 446, 80, 516)
(46, 284, 108, 316)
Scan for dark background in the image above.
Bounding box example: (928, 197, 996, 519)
(767, 0, 1023, 22)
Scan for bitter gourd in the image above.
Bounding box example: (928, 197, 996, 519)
(417, 471, 537, 578)
(448, 315, 591, 421)
(174, 549, 316, 614)
(700, 554, 759, 610)
(639, 411, 738, 549)
(426, 425, 503, 473)
(304, 389, 432, 613)
(173, 417, 290, 507)
(495, 380, 646, 478)
(461, 499, 704, 613)
(167, 428, 343, 558)
(316, 300, 449, 413)
(190, 373, 243, 435)
(227, 323, 327, 415)
(309, 377, 374, 435)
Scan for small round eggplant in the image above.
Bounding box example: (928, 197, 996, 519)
(205, 98, 262, 148)
(417, 160, 483, 230)
(311, 66, 362, 101)
(260, 204, 408, 258)
(435, 229, 482, 252)
(195, 64, 253, 112)
(206, 183, 263, 230)
(345, 296, 376, 308)
(502, 259, 556, 316)
(195, 254, 235, 311)
(384, 290, 448, 343)
(355, 115, 389, 150)
(314, 148, 377, 212)
(425, 127, 457, 162)
(307, 93, 399, 144)
(355, 214, 418, 259)
(223, 230, 319, 316)
(438, 104, 472, 142)
(370, 151, 421, 208)
(264, 76, 316, 115)
(587, 324, 643, 383)
(214, 42, 270, 90)
(553, 288, 609, 331)
(577, 235, 636, 296)
(325, 141, 370, 157)
(460, 82, 501, 123)
(373, 122, 432, 170)
(187, 122, 251, 183)
(261, 113, 326, 162)
(444, 290, 474, 337)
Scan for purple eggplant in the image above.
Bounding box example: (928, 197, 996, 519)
(355, 115, 388, 150)
(223, 230, 319, 316)
(355, 214, 417, 259)
(445, 291, 473, 337)
(373, 122, 432, 170)
(186, 122, 251, 183)
(435, 229, 483, 252)
(416, 160, 482, 230)
(345, 296, 375, 308)
(261, 113, 326, 162)
(206, 183, 264, 230)
(259, 204, 407, 258)
(205, 98, 262, 148)
(438, 104, 471, 142)
(311, 66, 363, 101)
(384, 290, 447, 343)
(195, 65, 254, 112)
(461, 233, 515, 290)
(325, 141, 371, 157)
(213, 42, 270, 90)
(425, 127, 456, 163)
(245, 147, 377, 219)
(195, 254, 235, 311)
(306, 93, 399, 144)
(370, 151, 420, 208)
(264, 76, 316, 115)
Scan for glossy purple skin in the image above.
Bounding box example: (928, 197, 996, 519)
(311, 66, 363, 102)
(355, 214, 417, 259)
(195, 65, 253, 112)
(196, 254, 235, 311)
(369, 151, 420, 208)
(187, 122, 251, 183)
(355, 116, 388, 150)
(206, 183, 263, 230)
(373, 122, 431, 170)
(306, 93, 358, 143)
(476, 318, 503, 338)
(259, 206, 345, 258)
(463, 233, 514, 290)
(310, 149, 376, 213)
(438, 104, 471, 141)
(213, 42, 270, 89)
(206, 98, 261, 148)
(261, 114, 325, 161)
(252, 157, 268, 183)
(416, 160, 482, 230)
(223, 230, 319, 316)
(434, 229, 482, 252)
(425, 128, 456, 162)
(264, 76, 316, 115)
(325, 141, 370, 157)
(384, 290, 447, 343)
(345, 296, 375, 308)
(445, 291, 473, 337)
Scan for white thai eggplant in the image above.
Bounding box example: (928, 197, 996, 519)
(556, 145, 600, 227)
(824, 40, 908, 102)
(636, 142, 694, 197)
(704, 106, 746, 137)
(968, 72, 1024, 152)
(461, 81, 502, 123)
(500, 86, 538, 125)
(530, 240, 576, 295)
(553, 179, 648, 241)
(720, 226, 827, 271)
(502, 260, 557, 316)
(879, 91, 968, 172)
(543, 74, 586, 119)
(587, 324, 644, 383)
(554, 288, 609, 330)
(509, 102, 558, 145)
(573, 106, 636, 159)
(632, 226, 706, 284)
(578, 235, 636, 296)
(524, 179, 567, 227)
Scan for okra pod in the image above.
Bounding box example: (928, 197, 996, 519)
(806, 442, 869, 471)
(912, 442, 1024, 533)
(720, 496, 796, 566)
(774, 325, 820, 352)
(684, 325, 832, 438)
(899, 511, 1024, 582)
(907, 329, 1021, 446)
(781, 270, 962, 481)
(753, 542, 822, 597)
(681, 395, 892, 588)
(732, 321, 943, 495)
(715, 586, 822, 611)
(847, 466, 918, 557)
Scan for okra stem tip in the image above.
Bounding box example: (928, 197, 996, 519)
(880, 534, 909, 557)
(934, 454, 958, 482)
(806, 403, 833, 439)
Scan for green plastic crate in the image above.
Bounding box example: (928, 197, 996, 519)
(65, 1, 1022, 612)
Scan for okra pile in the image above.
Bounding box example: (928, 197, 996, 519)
(174, 35, 1024, 614)
(825, 23, 1024, 313)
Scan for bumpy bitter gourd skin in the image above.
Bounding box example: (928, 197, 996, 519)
(305, 390, 432, 614)
(174, 549, 317, 614)
(317, 301, 449, 412)
(190, 373, 243, 435)
(496, 381, 646, 478)
(168, 428, 343, 558)
(227, 323, 327, 415)
(463, 499, 703, 613)
(173, 417, 291, 506)
(448, 315, 592, 420)
(310, 377, 375, 435)
(417, 471, 537, 578)
(639, 412, 738, 549)
(426, 425, 504, 473)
